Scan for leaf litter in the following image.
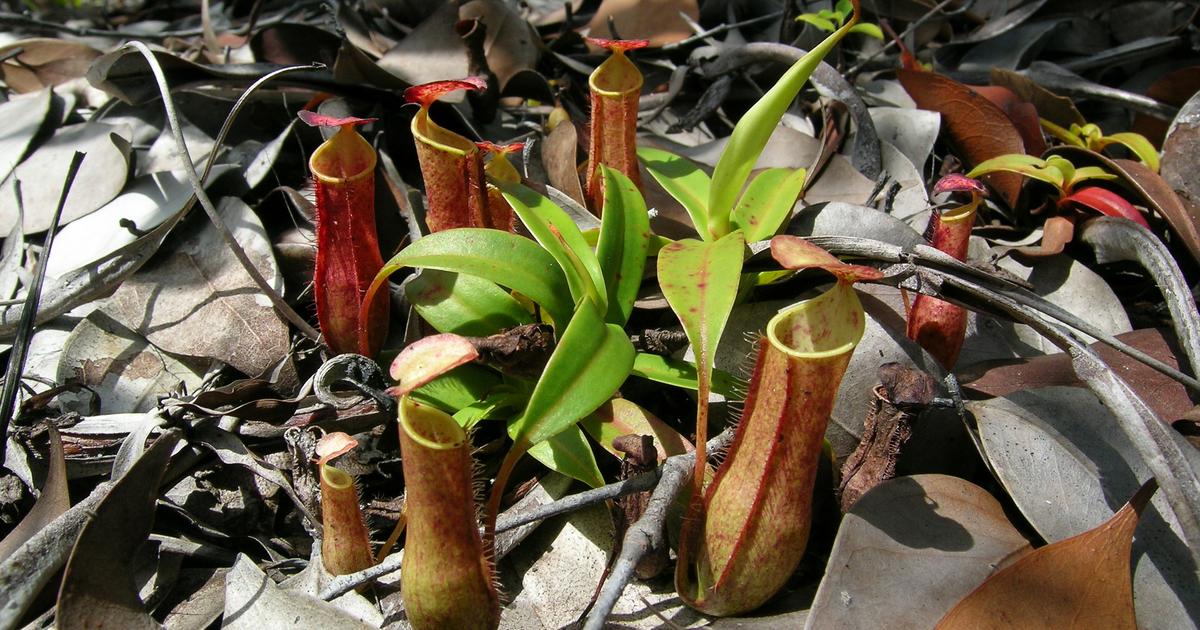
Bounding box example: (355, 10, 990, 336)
(0, 1, 1197, 628)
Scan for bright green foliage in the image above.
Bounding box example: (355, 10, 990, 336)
(630, 352, 742, 399)
(527, 425, 605, 488)
(405, 270, 533, 336)
(796, 0, 883, 40)
(499, 180, 606, 311)
(638, 146, 711, 237)
(729, 167, 807, 242)
(1041, 119, 1160, 172)
(595, 166, 651, 325)
(967, 154, 1117, 194)
(368, 228, 573, 327)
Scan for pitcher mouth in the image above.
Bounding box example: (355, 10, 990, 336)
(767, 282, 865, 360)
(309, 126, 376, 185)
(400, 396, 466, 451)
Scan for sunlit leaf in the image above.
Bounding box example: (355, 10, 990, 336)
(595, 165, 651, 324)
(405, 270, 533, 336)
(527, 424, 606, 488)
(637, 146, 711, 238)
(365, 228, 573, 329)
(500, 180, 606, 310)
(580, 398, 693, 463)
(729, 167, 806, 242)
(707, 2, 861, 237)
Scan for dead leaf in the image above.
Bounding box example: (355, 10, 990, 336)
(962, 328, 1194, 423)
(0, 88, 54, 185)
(101, 196, 289, 377)
(0, 425, 69, 562)
(897, 69, 1026, 207)
(586, 0, 701, 47)
(378, 2, 469, 88)
(223, 554, 376, 629)
(1110, 158, 1200, 266)
(1132, 66, 1200, 147)
(0, 121, 132, 235)
(0, 38, 101, 93)
(56, 430, 181, 630)
(967, 388, 1200, 628)
(806, 474, 1032, 629)
(55, 312, 205, 415)
(460, 0, 539, 87)
(969, 84, 1047, 156)
(542, 121, 587, 209)
(936, 480, 1155, 630)
(989, 68, 1085, 129)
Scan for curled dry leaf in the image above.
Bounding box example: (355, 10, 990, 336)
(56, 430, 181, 630)
(0, 425, 69, 562)
(897, 69, 1026, 207)
(586, 0, 701, 48)
(936, 481, 1156, 630)
(0, 38, 102, 92)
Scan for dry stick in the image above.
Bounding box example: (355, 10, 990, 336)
(0, 153, 85, 463)
(1076, 217, 1200, 377)
(0, 62, 320, 340)
(585, 429, 735, 630)
(123, 41, 323, 343)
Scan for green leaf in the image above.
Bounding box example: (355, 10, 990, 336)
(729, 168, 807, 242)
(1097, 132, 1161, 172)
(1040, 118, 1086, 147)
(630, 352, 742, 398)
(596, 165, 651, 325)
(706, 6, 861, 238)
(1069, 166, 1119, 188)
(526, 424, 605, 488)
(966, 154, 1065, 191)
(405, 270, 532, 336)
(453, 388, 525, 430)
(581, 398, 692, 462)
(835, 0, 853, 18)
(500, 180, 606, 311)
(795, 13, 836, 31)
(849, 22, 884, 39)
(657, 232, 745, 443)
(409, 364, 503, 414)
(509, 299, 635, 450)
(370, 228, 573, 327)
(637, 146, 711, 238)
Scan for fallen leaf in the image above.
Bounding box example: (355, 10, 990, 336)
(542, 121, 587, 209)
(586, 0, 701, 47)
(56, 430, 181, 630)
(0, 88, 54, 186)
(1110, 158, 1200, 265)
(0, 425, 69, 562)
(968, 388, 1200, 629)
(868, 107, 941, 175)
(0, 38, 101, 92)
(969, 84, 1047, 155)
(898, 69, 1026, 207)
(223, 554, 375, 629)
(1132, 66, 1200, 147)
(460, 0, 540, 87)
(936, 480, 1156, 630)
(101, 196, 289, 377)
(0, 121, 132, 234)
(806, 474, 1032, 629)
(55, 312, 205, 415)
(989, 68, 1085, 129)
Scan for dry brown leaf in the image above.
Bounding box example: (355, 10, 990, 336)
(898, 69, 1026, 207)
(542, 121, 587, 208)
(0, 38, 101, 93)
(586, 0, 700, 47)
(961, 328, 1194, 423)
(1132, 66, 1200, 147)
(0, 425, 69, 562)
(936, 480, 1156, 630)
(1111, 157, 1200, 266)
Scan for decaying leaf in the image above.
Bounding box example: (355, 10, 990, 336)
(100, 197, 289, 377)
(586, 0, 701, 47)
(0, 425, 69, 562)
(936, 481, 1157, 630)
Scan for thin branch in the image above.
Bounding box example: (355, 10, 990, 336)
(585, 429, 735, 629)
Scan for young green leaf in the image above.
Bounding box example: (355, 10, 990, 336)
(364, 228, 573, 329)
(637, 146, 711, 238)
(1096, 132, 1160, 173)
(706, 0, 862, 238)
(508, 298, 635, 450)
(658, 231, 746, 492)
(631, 352, 743, 399)
(405, 270, 533, 336)
(499, 180, 607, 310)
(596, 165, 651, 325)
(527, 424, 606, 488)
(411, 364, 504, 414)
(966, 154, 1065, 189)
(728, 167, 807, 242)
